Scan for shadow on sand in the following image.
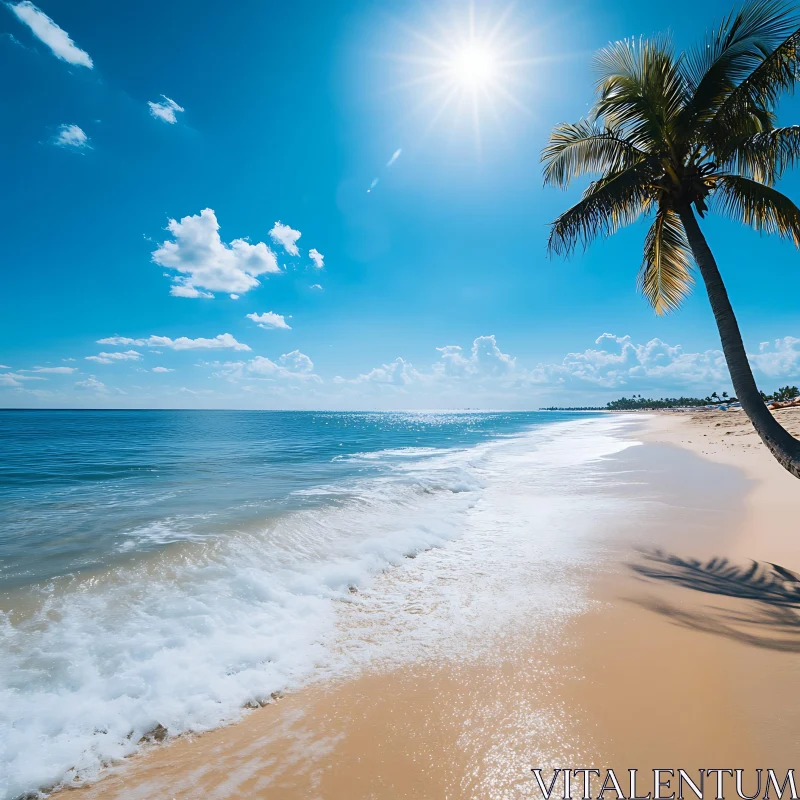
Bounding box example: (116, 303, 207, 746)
(629, 550, 800, 652)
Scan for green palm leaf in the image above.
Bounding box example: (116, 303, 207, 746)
(542, 120, 647, 188)
(708, 22, 800, 142)
(638, 210, 694, 314)
(594, 36, 689, 152)
(713, 174, 800, 243)
(547, 162, 656, 256)
(682, 0, 795, 125)
(719, 126, 800, 183)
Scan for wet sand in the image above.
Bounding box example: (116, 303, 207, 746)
(57, 412, 800, 799)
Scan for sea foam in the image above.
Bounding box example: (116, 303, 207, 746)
(0, 415, 638, 799)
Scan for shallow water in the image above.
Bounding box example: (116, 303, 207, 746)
(0, 410, 635, 799)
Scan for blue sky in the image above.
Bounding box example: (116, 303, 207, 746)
(2, 0, 800, 409)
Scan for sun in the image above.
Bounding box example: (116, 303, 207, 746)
(388, 3, 535, 152)
(450, 45, 498, 87)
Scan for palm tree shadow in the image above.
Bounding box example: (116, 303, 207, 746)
(629, 550, 800, 652)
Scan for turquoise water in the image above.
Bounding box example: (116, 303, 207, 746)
(0, 410, 561, 589)
(0, 409, 634, 799)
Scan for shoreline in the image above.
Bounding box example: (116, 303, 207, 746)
(50, 412, 800, 799)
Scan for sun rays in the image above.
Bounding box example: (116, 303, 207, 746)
(385, 2, 538, 154)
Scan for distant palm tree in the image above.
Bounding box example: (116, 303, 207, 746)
(542, 0, 800, 478)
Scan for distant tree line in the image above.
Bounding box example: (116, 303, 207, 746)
(542, 386, 799, 412)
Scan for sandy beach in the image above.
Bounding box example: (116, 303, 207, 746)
(53, 411, 800, 800)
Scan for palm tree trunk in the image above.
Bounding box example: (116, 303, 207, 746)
(678, 205, 800, 479)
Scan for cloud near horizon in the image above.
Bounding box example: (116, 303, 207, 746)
(7, 332, 800, 407)
(10, 1, 93, 67)
(214, 350, 319, 383)
(152, 209, 281, 297)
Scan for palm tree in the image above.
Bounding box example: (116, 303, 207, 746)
(542, 0, 800, 478)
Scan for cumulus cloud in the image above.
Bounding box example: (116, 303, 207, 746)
(148, 96, 184, 124)
(534, 333, 729, 390)
(246, 311, 291, 330)
(75, 375, 106, 392)
(53, 124, 89, 148)
(309, 248, 324, 269)
(215, 351, 319, 383)
(97, 333, 251, 351)
(10, 1, 93, 67)
(151, 366, 174, 373)
(278, 350, 313, 373)
(85, 350, 142, 364)
(269, 221, 301, 256)
(153, 208, 281, 297)
(434, 335, 515, 379)
(752, 337, 800, 379)
(348, 357, 420, 386)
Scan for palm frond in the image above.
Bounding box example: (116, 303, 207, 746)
(547, 162, 655, 256)
(708, 20, 800, 142)
(713, 174, 800, 244)
(682, 0, 796, 125)
(719, 125, 800, 183)
(638, 209, 694, 314)
(593, 37, 689, 152)
(541, 120, 647, 188)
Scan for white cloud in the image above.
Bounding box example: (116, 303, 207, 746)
(309, 248, 324, 269)
(434, 335, 515, 379)
(349, 357, 420, 386)
(21, 366, 76, 374)
(151, 366, 174, 373)
(0, 364, 10, 369)
(230, 294, 240, 300)
(214, 351, 319, 383)
(269, 221, 301, 256)
(279, 350, 313, 373)
(148, 96, 184, 124)
(97, 334, 250, 351)
(752, 337, 800, 379)
(309, 284, 323, 291)
(0, 372, 47, 387)
(387, 148, 402, 166)
(246, 311, 291, 330)
(10, 1, 92, 67)
(169, 282, 213, 299)
(75, 375, 106, 392)
(86, 350, 142, 364)
(54, 124, 89, 148)
(153, 208, 281, 297)
(534, 333, 729, 390)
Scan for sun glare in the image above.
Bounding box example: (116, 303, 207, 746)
(450, 45, 497, 87)
(388, 3, 535, 153)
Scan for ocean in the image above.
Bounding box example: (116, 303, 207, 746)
(0, 410, 638, 799)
